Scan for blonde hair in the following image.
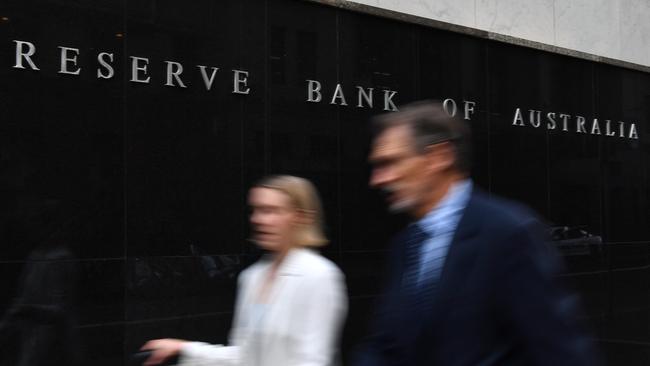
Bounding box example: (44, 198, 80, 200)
(254, 175, 328, 247)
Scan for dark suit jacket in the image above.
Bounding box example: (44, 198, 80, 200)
(354, 189, 599, 366)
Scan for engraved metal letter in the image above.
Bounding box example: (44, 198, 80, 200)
(232, 70, 250, 94)
(97, 52, 114, 79)
(528, 110, 541, 128)
(443, 99, 457, 117)
(197, 65, 219, 91)
(512, 108, 524, 126)
(357, 86, 373, 108)
(330, 84, 348, 106)
(165, 61, 187, 88)
(590, 119, 601, 135)
(576, 116, 586, 133)
(559, 114, 571, 131)
(13, 40, 39, 70)
(383, 90, 398, 111)
(307, 80, 322, 102)
(463, 101, 475, 120)
(130, 56, 151, 83)
(629, 124, 638, 139)
(546, 112, 556, 129)
(58, 46, 81, 75)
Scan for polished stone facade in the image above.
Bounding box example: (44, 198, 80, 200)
(0, 0, 649, 365)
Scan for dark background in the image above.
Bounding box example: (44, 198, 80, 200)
(0, 0, 649, 364)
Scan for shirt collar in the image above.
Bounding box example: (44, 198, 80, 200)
(417, 179, 473, 236)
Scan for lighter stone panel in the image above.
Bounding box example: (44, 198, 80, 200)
(618, 0, 650, 66)
(376, 0, 476, 28)
(346, 0, 650, 68)
(348, 0, 379, 7)
(554, 0, 620, 61)
(476, 0, 555, 46)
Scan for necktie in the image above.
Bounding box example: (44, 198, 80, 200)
(402, 224, 439, 309)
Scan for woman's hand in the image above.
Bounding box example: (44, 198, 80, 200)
(141, 338, 187, 366)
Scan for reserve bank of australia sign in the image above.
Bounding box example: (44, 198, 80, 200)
(9, 39, 640, 140)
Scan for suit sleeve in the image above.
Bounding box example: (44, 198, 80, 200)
(291, 269, 348, 366)
(498, 219, 600, 366)
(350, 295, 392, 366)
(177, 271, 251, 366)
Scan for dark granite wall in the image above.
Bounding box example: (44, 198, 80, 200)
(1, 0, 648, 364)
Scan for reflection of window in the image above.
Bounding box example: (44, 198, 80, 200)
(297, 31, 318, 78)
(548, 226, 602, 243)
(356, 28, 392, 88)
(270, 26, 286, 84)
(547, 225, 603, 256)
(566, 228, 587, 239)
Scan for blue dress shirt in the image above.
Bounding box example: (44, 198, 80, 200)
(415, 179, 473, 286)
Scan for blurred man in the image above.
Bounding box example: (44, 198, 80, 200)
(353, 101, 599, 366)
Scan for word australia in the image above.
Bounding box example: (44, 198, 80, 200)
(11, 40, 251, 94)
(512, 108, 639, 140)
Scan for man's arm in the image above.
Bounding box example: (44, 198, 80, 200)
(498, 219, 601, 366)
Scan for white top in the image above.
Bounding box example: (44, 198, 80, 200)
(178, 248, 348, 366)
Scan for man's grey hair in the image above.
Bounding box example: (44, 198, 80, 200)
(372, 100, 472, 174)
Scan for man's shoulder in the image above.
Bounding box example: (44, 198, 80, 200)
(461, 191, 555, 270)
(468, 189, 542, 229)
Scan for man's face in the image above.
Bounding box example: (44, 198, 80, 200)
(248, 187, 297, 252)
(369, 125, 433, 216)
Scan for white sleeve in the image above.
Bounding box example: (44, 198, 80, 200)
(291, 269, 348, 366)
(177, 271, 252, 366)
(177, 342, 240, 366)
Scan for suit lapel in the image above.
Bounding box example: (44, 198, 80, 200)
(445, 190, 483, 257)
(427, 191, 483, 320)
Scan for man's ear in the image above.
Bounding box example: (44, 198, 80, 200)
(425, 141, 455, 172)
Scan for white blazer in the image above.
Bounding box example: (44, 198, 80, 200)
(178, 248, 348, 366)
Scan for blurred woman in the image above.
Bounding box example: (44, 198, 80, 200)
(142, 175, 347, 366)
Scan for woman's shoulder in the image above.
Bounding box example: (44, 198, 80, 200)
(293, 248, 343, 278)
(237, 258, 269, 284)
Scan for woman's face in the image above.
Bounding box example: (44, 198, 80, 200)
(248, 187, 298, 252)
